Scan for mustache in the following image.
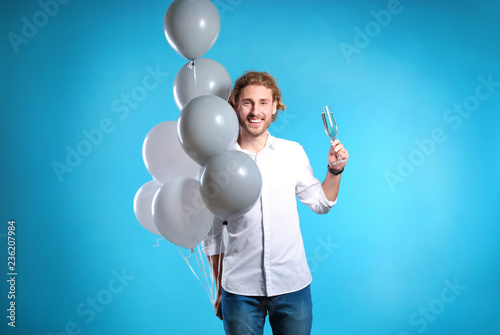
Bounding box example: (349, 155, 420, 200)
(245, 114, 265, 119)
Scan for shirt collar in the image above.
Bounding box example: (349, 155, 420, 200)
(234, 131, 276, 155)
(264, 132, 277, 150)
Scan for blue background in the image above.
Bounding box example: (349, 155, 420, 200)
(1, 0, 499, 334)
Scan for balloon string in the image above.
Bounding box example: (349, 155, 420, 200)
(194, 248, 205, 286)
(220, 225, 225, 273)
(199, 245, 214, 300)
(192, 60, 198, 98)
(216, 224, 225, 300)
(153, 238, 165, 247)
(207, 224, 217, 302)
(172, 222, 227, 309)
(196, 246, 215, 305)
(178, 247, 203, 286)
(178, 246, 215, 306)
(185, 248, 194, 260)
(195, 246, 208, 294)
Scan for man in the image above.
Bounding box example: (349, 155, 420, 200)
(202, 71, 349, 335)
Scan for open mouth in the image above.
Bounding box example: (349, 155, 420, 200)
(248, 117, 264, 126)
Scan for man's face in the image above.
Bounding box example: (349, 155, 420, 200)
(236, 85, 277, 138)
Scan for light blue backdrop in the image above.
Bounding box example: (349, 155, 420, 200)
(1, 0, 499, 334)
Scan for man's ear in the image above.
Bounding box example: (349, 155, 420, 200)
(272, 101, 278, 115)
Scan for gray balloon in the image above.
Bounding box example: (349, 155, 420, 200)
(153, 177, 213, 249)
(173, 58, 232, 110)
(163, 0, 221, 60)
(177, 95, 239, 165)
(199, 150, 262, 221)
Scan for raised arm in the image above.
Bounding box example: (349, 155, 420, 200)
(322, 139, 349, 202)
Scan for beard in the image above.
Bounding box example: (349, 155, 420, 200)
(237, 113, 272, 138)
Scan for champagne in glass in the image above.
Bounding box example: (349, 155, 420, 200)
(321, 105, 346, 165)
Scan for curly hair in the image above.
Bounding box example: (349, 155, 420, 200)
(228, 71, 286, 122)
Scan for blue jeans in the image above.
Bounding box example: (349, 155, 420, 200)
(221, 285, 312, 335)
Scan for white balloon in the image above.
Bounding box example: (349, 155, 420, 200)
(153, 177, 213, 249)
(143, 121, 201, 183)
(133, 180, 162, 235)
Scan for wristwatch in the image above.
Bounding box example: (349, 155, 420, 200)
(327, 164, 343, 175)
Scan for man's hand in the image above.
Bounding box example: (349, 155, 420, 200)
(215, 291, 223, 320)
(328, 139, 349, 171)
(322, 139, 349, 201)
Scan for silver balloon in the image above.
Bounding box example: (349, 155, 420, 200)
(142, 121, 201, 182)
(163, 0, 221, 60)
(133, 180, 162, 236)
(173, 58, 232, 111)
(177, 95, 239, 166)
(199, 150, 262, 221)
(153, 177, 213, 249)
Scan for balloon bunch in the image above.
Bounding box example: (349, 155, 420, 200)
(134, 0, 262, 252)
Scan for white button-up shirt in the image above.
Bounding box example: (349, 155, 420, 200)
(202, 133, 336, 297)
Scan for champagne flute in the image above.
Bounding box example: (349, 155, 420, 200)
(321, 105, 346, 165)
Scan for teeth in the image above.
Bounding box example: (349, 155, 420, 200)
(249, 119, 262, 123)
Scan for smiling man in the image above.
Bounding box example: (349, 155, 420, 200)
(203, 71, 349, 335)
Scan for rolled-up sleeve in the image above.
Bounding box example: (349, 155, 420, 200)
(202, 216, 226, 256)
(295, 145, 336, 214)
